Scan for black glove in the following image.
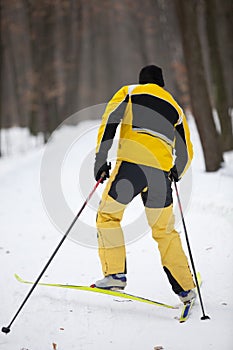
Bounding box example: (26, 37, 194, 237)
(94, 159, 111, 182)
(169, 165, 180, 182)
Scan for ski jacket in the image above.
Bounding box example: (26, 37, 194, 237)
(96, 83, 193, 177)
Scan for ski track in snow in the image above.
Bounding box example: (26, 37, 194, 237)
(0, 119, 233, 350)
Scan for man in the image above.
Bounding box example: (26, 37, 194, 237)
(93, 65, 196, 303)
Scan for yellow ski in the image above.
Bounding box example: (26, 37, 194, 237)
(15, 274, 177, 309)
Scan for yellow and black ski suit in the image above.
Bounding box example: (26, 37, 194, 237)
(95, 83, 195, 294)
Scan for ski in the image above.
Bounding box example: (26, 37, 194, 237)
(15, 274, 177, 310)
(179, 272, 202, 323)
(179, 299, 195, 323)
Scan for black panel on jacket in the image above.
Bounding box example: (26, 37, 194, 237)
(131, 94, 179, 126)
(131, 94, 179, 144)
(174, 123, 188, 177)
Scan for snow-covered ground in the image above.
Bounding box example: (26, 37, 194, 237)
(0, 117, 233, 350)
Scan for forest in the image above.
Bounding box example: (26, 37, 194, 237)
(0, 0, 232, 171)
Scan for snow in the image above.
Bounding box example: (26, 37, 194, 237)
(1, 117, 233, 350)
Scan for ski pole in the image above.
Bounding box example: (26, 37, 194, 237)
(173, 181, 210, 321)
(2, 175, 105, 334)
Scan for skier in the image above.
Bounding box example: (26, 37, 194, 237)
(93, 65, 196, 303)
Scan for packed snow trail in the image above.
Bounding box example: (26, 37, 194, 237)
(0, 120, 233, 349)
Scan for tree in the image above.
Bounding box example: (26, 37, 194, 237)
(156, 0, 190, 107)
(214, 0, 233, 108)
(175, 0, 222, 171)
(203, 0, 233, 151)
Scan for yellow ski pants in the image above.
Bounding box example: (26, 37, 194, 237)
(96, 162, 195, 293)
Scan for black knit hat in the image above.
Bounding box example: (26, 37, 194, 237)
(139, 65, 165, 87)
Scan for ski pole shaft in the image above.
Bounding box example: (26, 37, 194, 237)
(2, 176, 104, 334)
(174, 181, 210, 320)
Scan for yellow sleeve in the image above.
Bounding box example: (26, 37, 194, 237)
(96, 86, 129, 154)
(175, 111, 193, 178)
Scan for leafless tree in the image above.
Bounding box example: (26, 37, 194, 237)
(175, 0, 222, 171)
(203, 0, 233, 151)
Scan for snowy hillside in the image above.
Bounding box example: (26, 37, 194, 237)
(0, 117, 233, 350)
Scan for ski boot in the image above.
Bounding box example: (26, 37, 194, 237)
(93, 273, 127, 290)
(178, 289, 196, 304)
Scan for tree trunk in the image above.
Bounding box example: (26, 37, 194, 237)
(175, 0, 222, 172)
(214, 0, 233, 109)
(204, 0, 233, 151)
